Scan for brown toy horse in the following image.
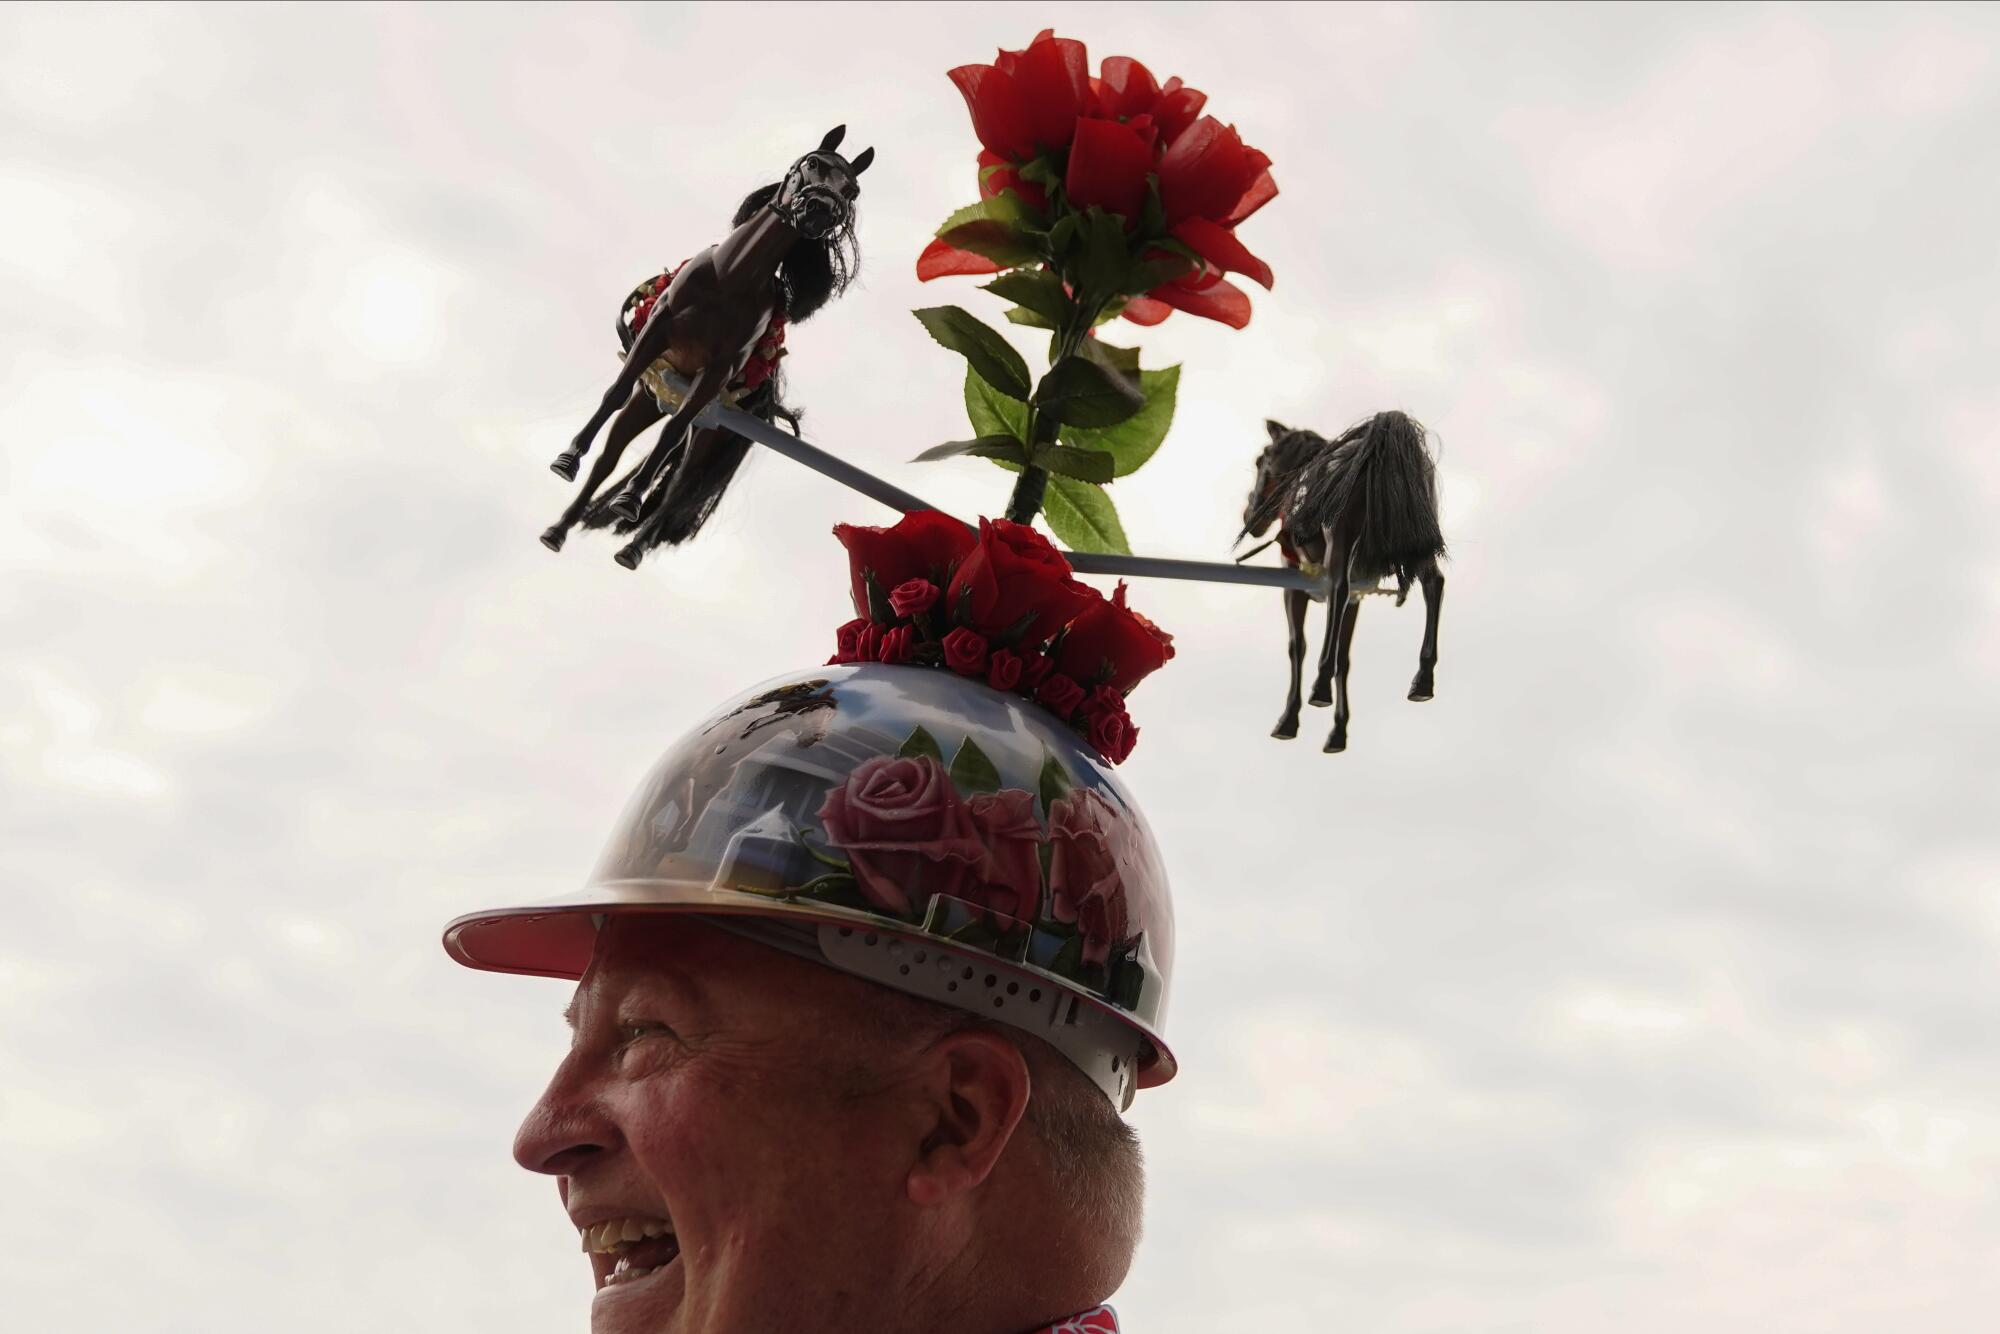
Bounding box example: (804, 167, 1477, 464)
(542, 125, 871, 568)
(1240, 412, 1447, 752)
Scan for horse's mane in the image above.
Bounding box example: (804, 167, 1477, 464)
(734, 182, 859, 324)
(1242, 427, 1332, 539)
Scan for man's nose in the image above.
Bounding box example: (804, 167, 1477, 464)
(513, 1059, 621, 1176)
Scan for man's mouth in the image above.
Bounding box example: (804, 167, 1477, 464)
(581, 1216, 680, 1290)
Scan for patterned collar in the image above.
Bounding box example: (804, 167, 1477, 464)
(1030, 1306, 1119, 1334)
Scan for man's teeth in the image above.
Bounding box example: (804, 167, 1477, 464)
(580, 1217, 674, 1253)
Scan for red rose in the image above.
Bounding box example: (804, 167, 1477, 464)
(889, 578, 941, 619)
(948, 28, 1090, 161)
(877, 624, 916, 665)
(1083, 691, 1136, 764)
(945, 518, 1096, 648)
(1036, 671, 1086, 719)
(964, 788, 1046, 925)
(1096, 58, 1208, 143)
(986, 648, 1024, 691)
(942, 626, 990, 677)
(979, 148, 1049, 212)
(1064, 115, 1157, 225)
(818, 755, 986, 917)
(857, 622, 883, 662)
(1018, 650, 1054, 690)
(834, 616, 871, 664)
(1053, 580, 1173, 693)
(833, 511, 977, 621)
(1047, 788, 1134, 967)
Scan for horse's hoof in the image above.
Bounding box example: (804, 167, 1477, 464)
(550, 453, 579, 482)
(1308, 688, 1332, 708)
(539, 526, 567, 552)
(608, 492, 642, 522)
(1323, 732, 1348, 754)
(614, 544, 643, 570)
(1408, 675, 1435, 702)
(1271, 719, 1299, 740)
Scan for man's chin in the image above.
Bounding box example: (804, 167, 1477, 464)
(591, 1257, 686, 1333)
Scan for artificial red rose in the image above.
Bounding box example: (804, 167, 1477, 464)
(942, 626, 990, 677)
(964, 788, 1046, 925)
(1017, 650, 1055, 690)
(1054, 580, 1173, 693)
(1081, 686, 1137, 763)
(834, 617, 871, 664)
(979, 148, 1049, 213)
(877, 624, 916, 665)
(917, 236, 1005, 282)
(1115, 581, 1176, 662)
(833, 511, 977, 620)
(889, 578, 941, 619)
(986, 648, 1024, 691)
(1085, 701, 1134, 765)
(1096, 58, 1208, 143)
(819, 755, 986, 917)
(1064, 115, 1157, 224)
(1036, 671, 1086, 719)
(945, 518, 1097, 647)
(1158, 117, 1272, 229)
(949, 28, 1090, 162)
(1047, 788, 1134, 967)
(857, 622, 883, 662)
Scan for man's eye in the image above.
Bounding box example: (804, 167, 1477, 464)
(617, 1021, 670, 1045)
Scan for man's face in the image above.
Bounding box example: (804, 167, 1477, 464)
(514, 916, 923, 1334)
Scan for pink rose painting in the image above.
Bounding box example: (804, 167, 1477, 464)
(809, 731, 1139, 992)
(1046, 788, 1135, 967)
(817, 754, 986, 916)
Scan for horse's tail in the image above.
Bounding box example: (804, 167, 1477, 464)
(1294, 411, 1444, 580)
(1351, 410, 1445, 579)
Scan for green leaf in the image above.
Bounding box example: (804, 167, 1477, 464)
(1034, 354, 1144, 428)
(1016, 156, 1061, 190)
(1136, 177, 1167, 242)
(948, 737, 1002, 795)
(1127, 247, 1197, 295)
(1003, 305, 1056, 329)
(1079, 338, 1141, 377)
(982, 269, 1068, 324)
(964, 366, 1029, 444)
(899, 726, 943, 762)
(913, 306, 1031, 402)
(1047, 213, 1081, 260)
(914, 435, 1028, 465)
(1033, 445, 1115, 484)
(1073, 206, 1135, 302)
(935, 192, 1043, 267)
(1037, 751, 1074, 814)
(1043, 477, 1131, 555)
(1058, 364, 1180, 477)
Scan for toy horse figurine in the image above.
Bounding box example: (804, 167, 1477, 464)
(1239, 412, 1447, 752)
(541, 125, 871, 569)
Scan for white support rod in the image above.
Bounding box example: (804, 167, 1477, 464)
(690, 388, 1330, 596)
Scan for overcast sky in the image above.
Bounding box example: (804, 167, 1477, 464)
(4, 3, 1998, 1330)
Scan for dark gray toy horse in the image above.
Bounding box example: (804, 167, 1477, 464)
(1239, 412, 1447, 752)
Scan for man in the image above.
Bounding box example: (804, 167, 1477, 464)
(447, 656, 1176, 1334)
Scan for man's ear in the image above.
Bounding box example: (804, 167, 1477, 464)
(905, 1027, 1032, 1208)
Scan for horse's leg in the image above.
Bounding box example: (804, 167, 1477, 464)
(554, 304, 678, 479)
(1408, 559, 1446, 702)
(1319, 526, 1359, 753)
(541, 392, 664, 550)
(1329, 594, 1362, 752)
(1271, 587, 1308, 740)
(1309, 571, 1343, 708)
(615, 424, 732, 569)
(608, 359, 731, 521)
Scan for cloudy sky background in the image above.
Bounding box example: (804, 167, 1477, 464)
(4, 2, 1998, 1329)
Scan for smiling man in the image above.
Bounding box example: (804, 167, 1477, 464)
(445, 657, 1178, 1334)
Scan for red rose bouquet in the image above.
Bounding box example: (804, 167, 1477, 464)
(829, 511, 1174, 763)
(911, 30, 1278, 548)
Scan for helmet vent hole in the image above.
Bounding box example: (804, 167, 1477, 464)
(838, 927, 853, 938)
(898, 964, 910, 976)
(984, 973, 997, 988)
(864, 932, 879, 946)
(962, 967, 974, 980)
(1064, 998, 1080, 1026)
(1029, 988, 1042, 1002)
(915, 950, 927, 964)
(947, 981, 959, 992)
(1006, 982, 1019, 995)
(993, 997, 1005, 1009)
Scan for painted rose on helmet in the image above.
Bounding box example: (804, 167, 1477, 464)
(1047, 787, 1136, 967)
(817, 754, 986, 916)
